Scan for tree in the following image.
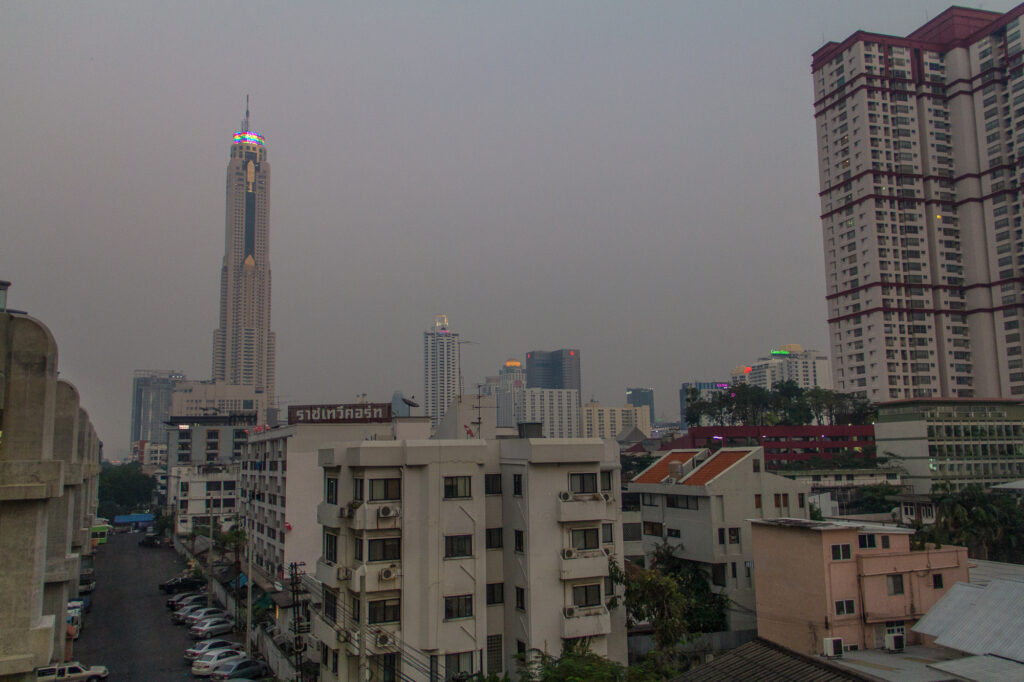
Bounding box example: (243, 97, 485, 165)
(98, 462, 156, 519)
(523, 640, 626, 682)
(917, 483, 1024, 563)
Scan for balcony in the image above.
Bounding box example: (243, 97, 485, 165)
(317, 501, 345, 529)
(310, 609, 344, 648)
(347, 502, 402, 531)
(559, 549, 610, 581)
(556, 492, 611, 523)
(315, 558, 349, 590)
(561, 606, 611, 639)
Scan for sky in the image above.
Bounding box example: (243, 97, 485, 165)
(3, 1, 1018, 459)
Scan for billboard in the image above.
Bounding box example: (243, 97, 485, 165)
(287, 403, 392, 425)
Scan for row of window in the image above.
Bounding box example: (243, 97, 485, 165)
(331, 471, 613, 504)
(834, 573, 944, 616)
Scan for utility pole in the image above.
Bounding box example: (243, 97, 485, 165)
(207, 514, 215, 608)
(245, 536, 253, 657)
(288, 562, 309, 682)
(358, 572, 368, 682)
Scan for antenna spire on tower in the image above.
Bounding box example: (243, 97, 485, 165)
(244, 94, 250, 131)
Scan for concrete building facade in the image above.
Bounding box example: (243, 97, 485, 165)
(581, 402, 651, 440)
(129, 369, 183, 446)
(424, 315, 460, 428)
(521, 388, 580, 438)
(525, 349, 581, 407)
(171, 379, 266, 424)
(814, 5, 1024, 400)
(625, 387, 655, 425)
(311, 437, 626, 681)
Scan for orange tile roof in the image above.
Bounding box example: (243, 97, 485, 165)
(632, 449, 702, 484)
(679, 449, 752, 487)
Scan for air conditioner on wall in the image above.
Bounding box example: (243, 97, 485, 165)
(884, 633, 905, 653)
(376, 632, 394, 647)
(558, 491, 573, 501)
(822, 637, 843, 658)
(562, 548, 578, 560)
(379, 565, 397, 581)
(563, 606, 577, 618)
(378, 505, 399, 518)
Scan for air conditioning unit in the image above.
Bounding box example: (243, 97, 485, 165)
(562, 548, 578, 560)
(378, 505, 399, 518)
(558, 491, 573, 502)
(338, 506, 349, 519)
(376, 632, 394, 647)
(379, 565, 398, 581)
(338, 566, 352, 581)
(601, 492, 612, 502)
(822, 637, 844, 658)
(884, 633, 905, 653)
(347, 630, 359, 645)
(563, 606, 577, 618)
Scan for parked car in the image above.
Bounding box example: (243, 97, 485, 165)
(36, 662, 108, 681)
(139, 533, 162, 547)
(190, 616, 235, 639)
(173, 604, 211, 624)
(185, 639, 244, 662)
(190, 649, 246, 676)
(167, 590, 205, 609)
(159, 575, 205, 593)
(68, 596, 91, 613)
(185, 607, 228, 626)
(209, 658, 272, 680)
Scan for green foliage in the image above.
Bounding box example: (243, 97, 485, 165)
(809, 503, 825, 521)
(98, 461, 155, 519)
(520, 639, 625, 682)
(620, 455, 656, 481)
(685, 382, 875, 428)
(847, 483, 900, 514)
(153, 510, 173, 536)
(916, 484, 1024, 562)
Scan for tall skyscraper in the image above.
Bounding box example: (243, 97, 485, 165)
(496, 358, 526, 427)
(526, 348, 581, 405)
(424, 314, 460, 426)
(814, 5, 1024, 401)
(625, 387, 655, 424)
(130, 369, 184, 445)
(212, 103, 275, 410)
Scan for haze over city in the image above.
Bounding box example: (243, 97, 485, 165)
(4, 0, 1015, 458)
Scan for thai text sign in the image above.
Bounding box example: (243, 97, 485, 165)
(287, 403, 392, 424)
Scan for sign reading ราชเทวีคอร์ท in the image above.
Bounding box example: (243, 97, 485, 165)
(287, 403, 392, 425)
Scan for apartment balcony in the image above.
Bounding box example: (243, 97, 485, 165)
(559, 548, 610, 581)
(361, 562, 401, 592)
(347, 501, 402, 531)
(315, 558, 347, 590)
(556, 492, 611, 523)
(561, 606, 611, 639)
(310, 609, 345, 648)
(317, 501, 344, 529)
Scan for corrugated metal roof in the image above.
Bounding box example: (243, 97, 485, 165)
(911, 582, 983, 637)
(679, 448, 751, 486)
(632, 449, 703, 484)
(913, 578, 1024, 661)
(928, 655, 1024, 682)
(968, 559, 1024, 587)
(670, 638, 881, 681)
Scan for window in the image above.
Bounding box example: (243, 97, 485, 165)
(514, 529, 525, 552)
(486, 582, 504, 605)
(858, 534, 877, 549)
(831, 544, 852, 560)
(643, 522, 664, 537)
(443, 476, 471, 499)
(325, 476, 338, 505)
(444, 651, 473, 681)
(487, 634, 503, 674)
(782, 494, 789, 507)
(354, 537, 363, 561)
(323, 530, 338, 563)
(881, 535, 890, 549)
(368, 538, 401, 562)
(206, 481, 222, 492)
(515, 586, 526, 611)
(835, 599, 856, 615)
(572, 584, 601, 607)
(513, 474, 523, 496)
(666, 494, 699, 510)
(718, 528, 726, 545)
(372, 653, 397, 682)
(728, 527, 740, 544)
(887, 574, 904, 595)
(444, 595, 473, 620)
(444, 535, 473, 558)
(753, 458, 761, 472)
(641, 493, 659, 507)
(798, 493, 805, 509)
(368, 598, 400, 624)
(754, 494, 762, 509)
(933, 573, 944, 589)
(485, 528, 503, 549)
(711, 564, 726, 587)
(774, 493, 781, 508)
(569, 473, 598, 494)
(667, 528, 680, 538)
(571, 528, 599, 550)
(353, 478, 364, 501)
(602, 523, 613, 544)
(623, 523, 641, 541)
(600, 470, 613, 491)
(370, 478, 401, 501)
(484, 474, 502, 495)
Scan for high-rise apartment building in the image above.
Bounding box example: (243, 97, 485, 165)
(130, 369, 183, 445)
(814, 5, 1024, 401)
(424, 314, 460, 427)
(496, 358, 526, 428)
(212, 106, 275, 412)
(729, 345, 832, 391)
(582, 402, 651, 440)
(521, 388, 580, 438)
(625, 387, 655, 424)
(526, 348, 581, 405)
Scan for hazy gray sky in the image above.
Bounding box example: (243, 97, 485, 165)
(3, 1, 1015, 458)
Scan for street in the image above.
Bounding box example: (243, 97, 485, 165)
(74, 532, 233, 680)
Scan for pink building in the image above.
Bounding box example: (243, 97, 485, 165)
(751, 519, 968, 657)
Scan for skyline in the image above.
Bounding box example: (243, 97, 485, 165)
(4, 1, 1017, 458)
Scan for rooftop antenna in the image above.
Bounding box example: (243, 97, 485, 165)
(242, 94, 250, 131)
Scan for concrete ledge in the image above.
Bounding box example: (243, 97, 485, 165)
(45, 554, 80, 584)
(62, 462, 84, 486)
(0, 615, 56, 674)
(0, 460, 64, 501)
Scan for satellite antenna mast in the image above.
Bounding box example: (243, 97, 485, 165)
(243, 94, 250, 131)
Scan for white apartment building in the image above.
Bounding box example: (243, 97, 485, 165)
(521, 388, 580, 438)
(730, 345, 832, 391)
(241, 403, 397, 579)
(132, 439, 167, 475)
(424, 315, 460, 427)
(311, 437, 626, 681)
(171, 379, 267, 424)
(628, 447, 812, 631)
(814, 5, 1024, 400)
(581, 402, 651, 440)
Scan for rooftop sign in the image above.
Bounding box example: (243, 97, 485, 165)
(287, 403, 392, 425)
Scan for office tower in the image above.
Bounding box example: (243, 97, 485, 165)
(679, 381, 729, 428)
(211, 104, 276, 411)
(525, 349, 581, 406)
(424, 314, 460, 426)
(495, 358, 526, 428)
(130, 369, 183, 445)
(582, 402, 651, 440)
(521, 388, 580, 438)
(729, 345, 832, 391)
(814, 6, 1024, 401)
(625, 387, 655, 424)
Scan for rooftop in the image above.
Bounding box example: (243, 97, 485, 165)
(751, 517, 914, 535)
(670, 637, 882, 681)
(679, 448, 753, 486)
(833, 644, 960, 682)
(631, 449, 703, 484)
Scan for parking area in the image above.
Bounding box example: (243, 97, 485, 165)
(74, 532, 242, 680)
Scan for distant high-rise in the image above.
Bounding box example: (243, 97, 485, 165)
(814, 6, 1024, 400)
(730, 345, 832, 391)
(496, 358, 527, 428)
(212, 102, 275, 412)
(526, 348, 581, 406)
(626, 387, 655, 424)
(130, 369, 184, 445)
(424, 314, 460, 426)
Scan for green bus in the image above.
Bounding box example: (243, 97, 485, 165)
(90, 519, 112, 546)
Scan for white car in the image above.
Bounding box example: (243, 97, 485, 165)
(36, 662, 108, 681)
(190, 616, 235, 639)
(185, 607, 228, 626)
(185, 638, 243, 661)
(173, 603, 209, 623)
(190, 649, 246, 676)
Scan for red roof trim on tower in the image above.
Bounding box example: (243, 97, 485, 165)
(679, 449, 752, 487)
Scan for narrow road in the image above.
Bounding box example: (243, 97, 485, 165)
(74, 532, 212, 680)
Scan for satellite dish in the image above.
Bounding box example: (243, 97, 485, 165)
(402, 397, 419, 408)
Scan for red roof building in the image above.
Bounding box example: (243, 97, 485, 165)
(669, 425, 875, 467)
